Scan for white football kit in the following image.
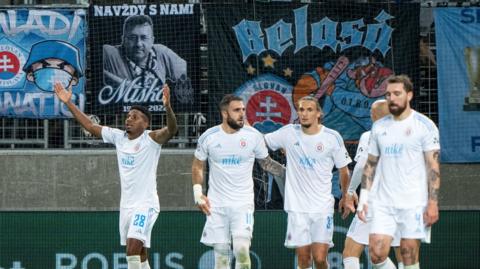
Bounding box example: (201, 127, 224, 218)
(195, 125, 268, 245)
(346, 131, 400, 246)
(265, 124, 351, 248)
(102, 127, 161, 247)
(368, 111, 440, 241)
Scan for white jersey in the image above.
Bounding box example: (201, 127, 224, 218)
(368, 110, 440, 208)
(102, 127, 161, 210)
(354, 131, 370, 162)
(195, 125, 269, 207)
(265, 124, 351, 213)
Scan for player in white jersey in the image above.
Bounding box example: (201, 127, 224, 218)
(54, 82, 177, 269)
(343, 100, 404, 269)
(264, 96, 352, 269)
(357, 75, 441, 269)
(192, 94, 285, 269)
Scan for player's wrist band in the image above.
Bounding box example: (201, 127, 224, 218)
(193, 184, 205, 205)
(357, 189, 369, 211)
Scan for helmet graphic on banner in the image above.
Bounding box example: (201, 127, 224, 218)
(23, 40, 83, 77)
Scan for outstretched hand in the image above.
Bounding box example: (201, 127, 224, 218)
(162, 84, 171, 108)
(54, 82, 72, 104)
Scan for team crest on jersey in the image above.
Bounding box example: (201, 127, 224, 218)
(0, 40, 27, 88)
(315, 142, 324, 152)
(134, 143, 140, 152)
(240, 138, 247, 148)
(235, 74, 296, 134)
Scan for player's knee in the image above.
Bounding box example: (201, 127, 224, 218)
(214, 243, 231, 269)
(400, 246, 418, 264)
(126, 238, 144, 256)
(313, 256, 328, 268)
(297, 253, 312, 268)
(233, 237, 251, 265)
(368, 245, 388, 264)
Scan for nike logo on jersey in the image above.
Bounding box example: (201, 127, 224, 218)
(294, 141, 300, 146)
(214, 143, 222, 148)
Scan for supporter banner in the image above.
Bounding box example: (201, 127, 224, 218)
(0, 211, 478, 269)
(435, 8, 480, 162)
(0, 8, 86, 118)
(206, 3, 419, 140)
(89, 4, 200, 114)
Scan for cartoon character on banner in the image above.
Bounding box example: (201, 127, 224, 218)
(292, 55, 393, 139)
(23, 40, 83, 93)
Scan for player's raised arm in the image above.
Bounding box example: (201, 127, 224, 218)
(150, 84, 178, 144)
(54, 82, 103, 138)
(192, 156, 210, 215)
(424, 149, 440, 226)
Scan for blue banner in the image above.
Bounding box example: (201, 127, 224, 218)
(0, 9, 86, 118)
(435, 8, 480, 162)
(206, 3, 419, 141)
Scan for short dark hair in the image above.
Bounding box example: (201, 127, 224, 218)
(387, 75, 414, 93)
(130, 105, 151, 122)
(219, 94, 243, 112)
(123, 15, 153, 35)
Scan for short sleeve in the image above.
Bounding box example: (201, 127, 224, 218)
(254, 134, 269, 159)
(368, 126, 380, 157)
(194, 132, 209, 161)
(354, 132, 370, 162)
(333, 141, 352, 169)
(422, 125, 440, 152)
(101, 127, 123, 145)
(264, 125, 289, 151)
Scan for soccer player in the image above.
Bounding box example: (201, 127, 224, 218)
(191, 94, 285, 269)
(264, 96, 352, 269)
(54, 82, 177, 269)
(357, 75, 440, 269)
(343, 100, 404, 269)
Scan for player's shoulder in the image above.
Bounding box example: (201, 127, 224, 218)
(322, 126, 344, 146)
(242, 125, 263, 136)
(198, 125, 221, 144)
(359, 131, 371, 143)
(412, 110, 437, 130)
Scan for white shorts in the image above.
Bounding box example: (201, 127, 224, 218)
(200, 204, 254, 246)
(284, 211, 334, 249)
(347, 214, 401, 247)
(370, 205, 431, 243)
(119, 207, 159, 248)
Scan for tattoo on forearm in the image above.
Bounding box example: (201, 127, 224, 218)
(360, 156, 378, 189)
(258, 157, 285, 178)
(165, 105, 177, 134)
(427, 150, 440, 201)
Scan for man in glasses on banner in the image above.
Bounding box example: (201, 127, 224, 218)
(103, 15, 190, 103)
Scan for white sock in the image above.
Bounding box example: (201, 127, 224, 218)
(141, 260, 150, 269)
(404, 263, 420, 269)
(372, 257, 397, 269)
(398, 262, 404, 269)
(297, 267, 312, 269)
(343, 256, 360, 269)
(126, 255, 141, 269)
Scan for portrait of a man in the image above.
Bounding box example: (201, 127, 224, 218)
(103, 15, 188, 96)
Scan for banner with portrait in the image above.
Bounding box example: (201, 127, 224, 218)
(205, 3, 419, 141)
(89, 4, 200, 114)
(435, 8, 480, 163)
(0, 8, 86, 118)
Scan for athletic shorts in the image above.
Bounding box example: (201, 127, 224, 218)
(370, 205, 431, 243)
(347, 214, 401, 246)
(284, 211, 334, 249)
(200, 204, 254, 246)
(119, 207, 159, 248)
